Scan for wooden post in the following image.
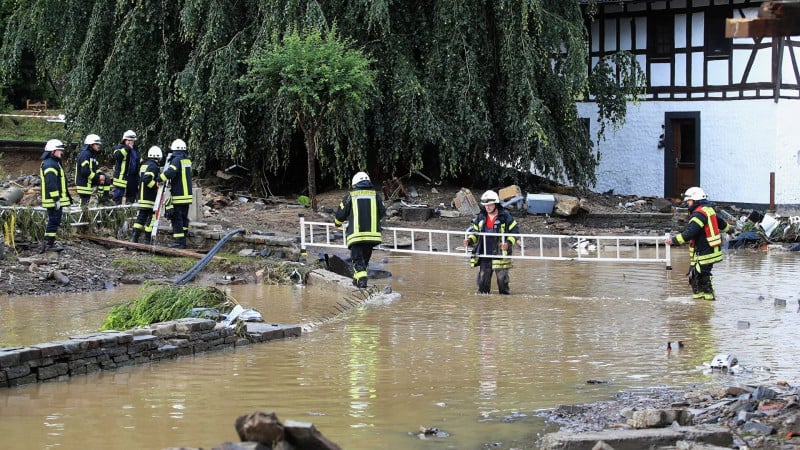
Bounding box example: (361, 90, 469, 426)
(770, 172, 775, 213)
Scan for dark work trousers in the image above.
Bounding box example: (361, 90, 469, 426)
(112, 186, 136, 205)
(476, 258, 510, 295)
(113, 186, 125, 205)
(350, 242, 376, 282)
(45, 207, 63, 237)
(171, 204, 190, 238)
(697, 264, 714, 293)
(79, 194, 91, 206)
(134, 208, 155, 232)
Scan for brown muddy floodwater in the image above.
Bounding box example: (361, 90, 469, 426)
(1, 249, 799, 450)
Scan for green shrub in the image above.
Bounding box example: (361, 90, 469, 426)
(101, 285, 234, 330)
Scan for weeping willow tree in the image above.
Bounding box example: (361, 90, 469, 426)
(240, 26, 376, 210)
(0, 0, 642, 194)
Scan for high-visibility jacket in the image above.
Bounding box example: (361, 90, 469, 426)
(674, 201, 730, 267)
(137, 159, 161, 209)
(39, 154, 70, 208)
(112, 144, 137, 189)
(466, 208, 519, 269)
(75, 145, 104, 195)
(159, 151, 193, 205)
(334, 185, 386, 247)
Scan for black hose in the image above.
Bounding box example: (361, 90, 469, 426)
(173, 228, 245, 285)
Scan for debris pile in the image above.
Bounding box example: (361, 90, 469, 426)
(539, 382, 800, 449)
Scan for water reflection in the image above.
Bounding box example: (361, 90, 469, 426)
(0, 250, 798, 449)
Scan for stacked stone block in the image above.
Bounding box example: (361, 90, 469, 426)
(0, 318, 300, 389)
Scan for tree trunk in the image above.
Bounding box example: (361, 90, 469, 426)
(305, 128, 319, 211)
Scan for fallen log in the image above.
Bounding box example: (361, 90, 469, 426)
(76, 234, 223, 260)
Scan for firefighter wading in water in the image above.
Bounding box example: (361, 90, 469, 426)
(334, 171, 386, 288)
(665, 186, 731, 301)
(464, 190, 519, 295)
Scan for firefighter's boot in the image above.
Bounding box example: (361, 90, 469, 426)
(42, 236, 63, 253)
(130, 229, 141, 244)
(168, 238, 187, 249)
(689, 274, 702, 299)
(699, 274, 715, 301)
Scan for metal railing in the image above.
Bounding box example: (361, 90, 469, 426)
(300, 216, 672, 269)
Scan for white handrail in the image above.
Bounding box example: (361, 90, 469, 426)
(299, 216, 672, 269)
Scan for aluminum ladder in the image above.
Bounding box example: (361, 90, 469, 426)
(300, 216, 672, 269)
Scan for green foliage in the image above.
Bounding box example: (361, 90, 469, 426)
(101, 285, 233, 330)
(0, 114, 69, 141)
(588, 51, 646, 142)
(0, 207, 45, 242)
(111, 257, 148, 274)
(149, 255, 196, 273)
(240, 24, 376, 208)
(296, 195, 310, 206)
(0, 1, 643, 193)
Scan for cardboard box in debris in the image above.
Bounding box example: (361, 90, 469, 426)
(450, 185, 564, 217)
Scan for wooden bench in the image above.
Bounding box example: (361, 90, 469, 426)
(25, 99, 48, 114)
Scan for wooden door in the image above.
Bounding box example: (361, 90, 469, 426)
(664, 112, 700, 199)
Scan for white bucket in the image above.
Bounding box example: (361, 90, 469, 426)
(759, 214, 779, 237)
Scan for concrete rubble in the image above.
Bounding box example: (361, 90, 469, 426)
(538, 382, 800, 449)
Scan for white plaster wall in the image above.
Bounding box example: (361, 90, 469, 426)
(577, 99, 800, 208)
(775, 101, 800, 213)
(578, 101, 664, 196)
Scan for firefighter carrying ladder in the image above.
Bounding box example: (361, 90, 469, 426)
(300, 216, 672, 270)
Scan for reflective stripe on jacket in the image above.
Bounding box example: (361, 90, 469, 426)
(466, 209, 519, 269)
(112, 144, 132, 188)
(40, 155, 70, 208)
(159, 152, 193, 204)
(675, 202, 730, 266)
(137, 159, 161, 209)
(334, 188, 386, 247)
(74, 145, 102, 195)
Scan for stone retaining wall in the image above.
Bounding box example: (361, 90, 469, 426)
(0, 318, 301, 389)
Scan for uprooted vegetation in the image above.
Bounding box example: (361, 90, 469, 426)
(101, 285, 235, 331)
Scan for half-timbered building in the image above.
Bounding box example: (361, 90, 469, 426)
(578, 0, 800, 212)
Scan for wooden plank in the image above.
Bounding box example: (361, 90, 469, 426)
(76, 234, 223, 260)
(726, 17, 800, 38)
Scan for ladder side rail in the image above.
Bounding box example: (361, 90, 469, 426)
(326, 222, 335, 245)
(392, 228, 400, 251)
(664, 232, 672, 270)
(298, 220, 670, 264)
(300, 215, 307, 249)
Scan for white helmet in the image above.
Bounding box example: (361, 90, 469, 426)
(122, 130, 137, 141)
(480, 190, 500, 206)
(84, 134, 102, 145)
(147, 146, 163, 160)
(170, 139, 187, 151)
(44, 139, 65, 152)
(683, 186, 707, 201)
(351, 171, 370, 187)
